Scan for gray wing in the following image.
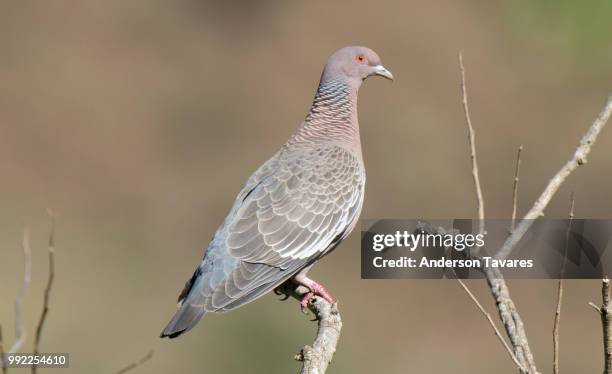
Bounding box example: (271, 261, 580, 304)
(161, 145, 364, 338)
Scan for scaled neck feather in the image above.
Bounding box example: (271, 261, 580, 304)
(289, 79, 361, 154)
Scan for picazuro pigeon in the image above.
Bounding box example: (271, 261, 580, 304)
(161, 46, 393, 338)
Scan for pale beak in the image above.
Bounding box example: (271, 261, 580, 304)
(373, 65, 394, 80)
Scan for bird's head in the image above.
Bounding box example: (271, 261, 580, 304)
(321, 46, 393, 85)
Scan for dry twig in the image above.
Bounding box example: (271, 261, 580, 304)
(9, 228, 32, 354)
(456, 279, 524, 371)
(32, 211, 56, 374)
(496, 95, 612, 260)
(0, 228, 33, 369)
(114, 350, 154, 374)
(511, 146, 523, 232)
(277, 283, 342, 374)
(590, 278, 611, 374)
(458, 54, 538, 374)
(459, 52, 485, 237)
(553, 194, 575, 374)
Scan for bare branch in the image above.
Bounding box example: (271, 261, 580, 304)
(486, 271, 539, 373)
(458, 53, 538, 374)
(590, 278, 611, 374)
(277, 283, 342, 374)
(511, 146, 523, 232)
(456, 279, 525, 371)
(601, 278, 611, 374)
(32, 211, 56, 374)
(9, 228, 32, 354)
(459, 52, 485, 236)
(553, 193, 575, 374)
(114, 350, 154, 374)
(497, 95, 612, 260)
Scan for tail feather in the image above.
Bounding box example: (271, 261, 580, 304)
(161, 266, 206, 339)
(160, 301, 206, 339)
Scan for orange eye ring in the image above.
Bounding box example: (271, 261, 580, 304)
(356, 54, 366, 64)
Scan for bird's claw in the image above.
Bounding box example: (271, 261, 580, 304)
(293, 276, 335, 315)
(273, 287, 290, 301)
(300, 292, 315, 314)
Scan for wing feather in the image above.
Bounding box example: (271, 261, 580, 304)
(181, 145, 364, 313)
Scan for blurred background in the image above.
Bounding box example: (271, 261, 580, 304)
(1, 1, 612, 372)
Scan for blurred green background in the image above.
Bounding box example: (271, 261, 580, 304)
(1, 1, 612, 373)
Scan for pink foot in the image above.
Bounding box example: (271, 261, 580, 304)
(293, 275, 335, 311)
(300, 292, 315, 311)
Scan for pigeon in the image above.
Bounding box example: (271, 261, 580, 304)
(161, 46, 393, 338)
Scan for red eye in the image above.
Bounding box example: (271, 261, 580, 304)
(356, 54, 366, 64)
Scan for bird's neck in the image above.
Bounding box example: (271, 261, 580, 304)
(290, 79, 362, 152)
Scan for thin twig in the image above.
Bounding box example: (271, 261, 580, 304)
(590, 278, 611, 374)
(32, 211, 56, 374)
(9, 228, 32, 354)
(277, 283, 342, 374)
(496, 95, 612, 260)
(553, 193, 575, 374)
(590, 302, 603, 313)
(456, 279, 525, 371)
(459, 54, 538, 374)
(511, 145, 523, 232)
(114, 350, 154, 374)
(0, 325, 6, 374)
(459, 52, 485, 237)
